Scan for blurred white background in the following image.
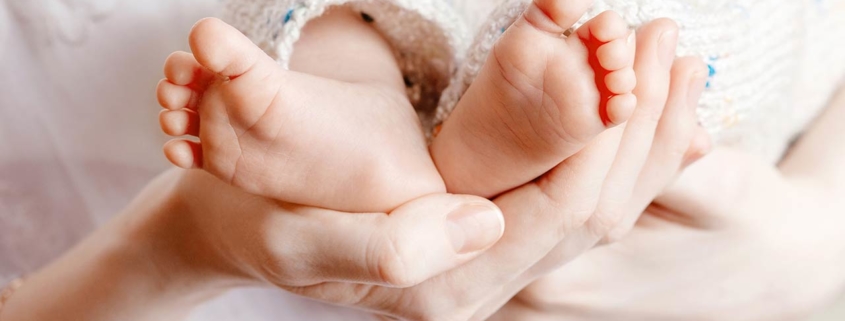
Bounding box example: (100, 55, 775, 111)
(0, 0, 842, 320)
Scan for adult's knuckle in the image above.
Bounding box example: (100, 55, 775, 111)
(665, 140, 691, 161)
(254, 253, 298, 286)
(641, 103, 666, 125)
(588, 205, 626, 237)
(369, 231, 417, 287)
(559, 205, 597, 234)
(603, 225, 633, 244)
(396, 288, 471, 321)
(251, 224, 303, 286)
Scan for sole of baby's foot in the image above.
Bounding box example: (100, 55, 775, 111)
(156, 17, 444, 213)
(431, 1, 636, 198)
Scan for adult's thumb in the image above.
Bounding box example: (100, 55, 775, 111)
(274, 193, 505, 288)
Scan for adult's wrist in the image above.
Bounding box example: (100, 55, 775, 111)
(0, 170, 234, 321)
(116, 170, 255, 296)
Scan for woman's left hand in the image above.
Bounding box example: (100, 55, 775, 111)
(490, 84, 845, 321)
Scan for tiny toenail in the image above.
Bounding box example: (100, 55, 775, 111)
(361, 12, 374, 23)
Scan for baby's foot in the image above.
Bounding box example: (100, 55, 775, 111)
(156, 18, 444, 213)
(431, 0, 636, 197)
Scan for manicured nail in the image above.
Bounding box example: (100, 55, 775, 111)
(658, 29, 678, 67)
(446, 204, 505, 254)
(688, 69, 708, 109)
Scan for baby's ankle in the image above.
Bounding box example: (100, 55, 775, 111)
(289, 5, 406, 94)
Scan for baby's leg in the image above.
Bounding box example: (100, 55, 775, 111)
(156, 9, 444, 213)
(431, 0, 636, 198)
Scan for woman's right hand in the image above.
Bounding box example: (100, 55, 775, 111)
(124, 18, 706, 320)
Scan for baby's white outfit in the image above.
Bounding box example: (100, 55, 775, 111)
(225, 0, 845, 163)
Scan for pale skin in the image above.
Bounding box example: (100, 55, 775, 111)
(8, 94, 843, 321)
(7, 1, 842, 320)
(156, 0, 638, 213)
(2, 11, 718, 321)
(490, 84, 845, 321)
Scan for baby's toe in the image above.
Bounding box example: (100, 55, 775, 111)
(526, 0, 594, 34)
(189, 18, 277, 78)
(605, 68, 637, 94)
(606, 93, 637, 126)
(164, 139, 203, 169)
(157, 79, 197, 110)
(596, 32, 636, 71)
(164, 51, 213, 88)
(575, 11, 629, 43)
(160, 109, 200, 137)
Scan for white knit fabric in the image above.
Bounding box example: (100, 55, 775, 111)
(227, 0, 845, 163)
(224, 0, 469, 128)
(439, 0, 845, 163)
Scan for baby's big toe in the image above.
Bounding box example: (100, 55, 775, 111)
(189, 17, 277, 79)
(525, 0, 594, 33)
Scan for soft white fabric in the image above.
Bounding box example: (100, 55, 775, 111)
(437, 0, 845, 163)
(432, 0, 845, 163)
(225, 0, 469, 128)
(238, 0, 845, 161)
(1, 0, 845, 320)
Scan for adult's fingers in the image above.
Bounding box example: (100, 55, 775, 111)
(563, 18, 677, 248)
(602, 56, 708, 242)
(653, 147, 784, 227)
(269, 194, 505, 288)
(448, 20, 682, 321)
(286, 72, 639, 321)
(463, 127, 625, 284)
(182, 170, 505, 289)
(779, 84, 845, 192)
(682, 126, 713, 168)
(465, 21, 684, 320)
(291, 127, 629, 320)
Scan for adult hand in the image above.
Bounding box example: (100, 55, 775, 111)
(0, 167, 506, 321)
(1, 17, 707, 321)
(489, 83, 845, 321)
(267, 18, 707, 320)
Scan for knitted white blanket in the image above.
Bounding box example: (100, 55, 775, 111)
(225, 0, 845, 163)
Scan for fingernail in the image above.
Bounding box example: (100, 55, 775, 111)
(627, 30, 636, 46)
(657, 29, 678, 67)
(688, 69, 708, 109)
(446, 204, 505, 254)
